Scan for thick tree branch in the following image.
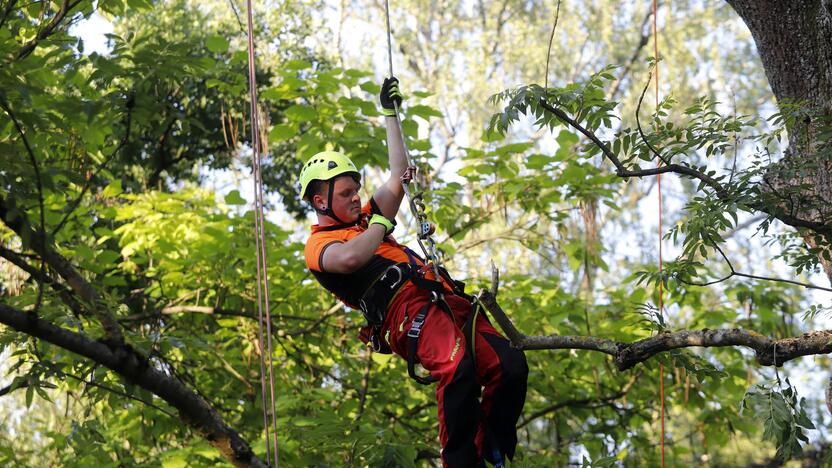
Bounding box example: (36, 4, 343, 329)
(478, 289, 832, 370)
(0, 301, 266, 467)
(0, 195, 123, 342)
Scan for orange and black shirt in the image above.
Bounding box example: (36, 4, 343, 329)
(304, 198, 445, 309)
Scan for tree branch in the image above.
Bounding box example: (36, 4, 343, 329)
(14, 0, 83, 61)
(59, 369, 176, 418)
(120, 303, 343, 336)
(0, 245, 88, 319)
(353, 348, 373, 426)
(675, 237, 832, 293)
(0, 0, 19, 32)
(478, 289, 832, 370)
(0, 195, 124, 342)
(537, 98, 832, 237)
(517, 391, 626, 429)
(635, 70, 671, 166)
(608, 6, 654, 100)
(0, 301, 267, 467)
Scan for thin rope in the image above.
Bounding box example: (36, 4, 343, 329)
(244, 0, 280, 464)
(651, 0, 665, 466)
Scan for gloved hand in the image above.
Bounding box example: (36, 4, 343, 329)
(379, 77, 403, 117)
(368, 213, 395, 235)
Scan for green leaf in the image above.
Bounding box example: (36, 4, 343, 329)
(269, 124, 294, 142)
(224, 190, 246, 205)
(25, 384, 34, 408)
(285, 59, 312, 70)
(407, 104, 443, 120)
(526, 154, 554, 170)
(205, 35, 229, 54)
(97, 250, 121, 265)
(102, 179, 123, 197)
(286, 105, 317, 121)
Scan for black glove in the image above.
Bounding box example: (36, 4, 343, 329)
(379, 77, 403, 116)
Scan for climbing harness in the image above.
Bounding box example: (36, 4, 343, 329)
(358, 254, 478, 385)
(243, 0, 279, 465)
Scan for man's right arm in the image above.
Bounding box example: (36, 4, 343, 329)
(319, 224, 387, 273)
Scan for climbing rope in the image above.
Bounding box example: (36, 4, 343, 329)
(383, 0, 444, 282)
(651, 0, 666, 465)
(243, 0, 280, 465)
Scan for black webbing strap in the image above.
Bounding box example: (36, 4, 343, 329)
(407, 300, 438, 385)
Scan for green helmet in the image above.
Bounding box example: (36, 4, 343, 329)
(299, 151, 360, 200)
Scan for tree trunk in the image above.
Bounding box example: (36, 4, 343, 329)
(726, 0, 832, 282)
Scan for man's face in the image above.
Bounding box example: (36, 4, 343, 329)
(316, 175, 361, 223)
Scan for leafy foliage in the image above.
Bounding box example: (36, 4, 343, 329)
(742, 379, 816, 460)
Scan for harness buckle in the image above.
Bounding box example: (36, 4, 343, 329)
(407, 314, 426, 338)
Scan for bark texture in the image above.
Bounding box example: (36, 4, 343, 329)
(727, 0, 832, 281)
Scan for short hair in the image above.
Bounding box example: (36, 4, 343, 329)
(304, 179, 328, 201)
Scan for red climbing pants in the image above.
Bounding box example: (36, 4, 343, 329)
(384, 286, 529, 467)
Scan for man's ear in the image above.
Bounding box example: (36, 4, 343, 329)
(311, 193, 326, 210)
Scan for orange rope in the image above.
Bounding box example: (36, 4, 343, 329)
(651, 0, 666, 466)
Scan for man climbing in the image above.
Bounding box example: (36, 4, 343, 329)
(300, 77, 528, 467)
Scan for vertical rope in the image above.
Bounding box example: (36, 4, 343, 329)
(651, 0, 665, 466)
(383, 0, 444, 280)
(244, 0, 280, 465)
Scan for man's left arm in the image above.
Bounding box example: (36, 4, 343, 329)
(372, 77, 408, 220)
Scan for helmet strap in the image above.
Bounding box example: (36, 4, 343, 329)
(313, 179, 352, 225)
